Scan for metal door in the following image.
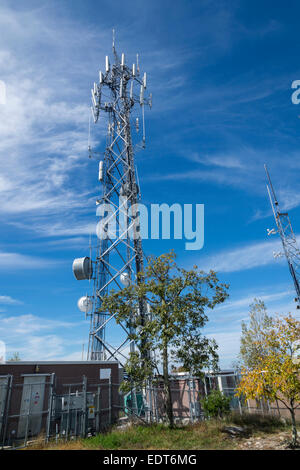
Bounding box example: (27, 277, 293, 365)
(17, 375, 46, 438)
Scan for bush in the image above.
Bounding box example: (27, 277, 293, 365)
(201, 390, 231, 419)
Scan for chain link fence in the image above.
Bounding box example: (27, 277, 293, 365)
(0, 373, 121, 448)
(1, 370, 293, 448)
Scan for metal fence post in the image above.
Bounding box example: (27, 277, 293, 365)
(109, 375, 112, 425)
(24, 383, 32, 447)
(188, 377, 193, 423)
(192, 378, 197, 421)
(81, 376, 87, 437)
(204, 375, 208, 397)
(148, 379, 153, 424)
(46, 373, 55, 442)
(65, 385, 71, 441)
(96, 385, 100, 432)
(154, 386, 159, 423)
(1, 374, 13, 448)
(74, 407, 78, 436)
(238, 396, 243, 415)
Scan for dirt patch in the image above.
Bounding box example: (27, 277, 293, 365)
(237, 432, 298, 450)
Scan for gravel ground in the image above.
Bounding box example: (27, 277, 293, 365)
(237, 431, 299, 450)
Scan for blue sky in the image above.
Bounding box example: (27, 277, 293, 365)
(0, 0, 300, 368)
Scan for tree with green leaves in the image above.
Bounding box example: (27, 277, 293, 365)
(102, 251, 229, 427)
(239, 299, 273, 370)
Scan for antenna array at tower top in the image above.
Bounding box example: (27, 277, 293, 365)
(90, 36, 152, 139)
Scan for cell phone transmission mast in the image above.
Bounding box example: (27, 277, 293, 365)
(265, 164, 300, 308)
(72, 32, 152, 363)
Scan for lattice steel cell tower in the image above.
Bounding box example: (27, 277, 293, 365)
(73, 33, 152, 363)
(265, 164, 300, 308)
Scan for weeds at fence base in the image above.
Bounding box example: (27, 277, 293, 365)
(14, 412, 298, 451)
(226, 411, 288, 433)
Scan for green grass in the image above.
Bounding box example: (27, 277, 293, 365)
(27, 413, 291, 450)
(82, 413, 291, 450)
(82, 422, 237, 450)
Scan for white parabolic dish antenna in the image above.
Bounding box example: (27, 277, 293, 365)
(72, 257, 93, 280)
(120, 272, 130, 287)
(77, 296, 93, 313)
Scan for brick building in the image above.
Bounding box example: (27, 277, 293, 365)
(0, 361, 120, 446)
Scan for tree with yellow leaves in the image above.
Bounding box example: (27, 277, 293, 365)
(236, 315, 300, 448)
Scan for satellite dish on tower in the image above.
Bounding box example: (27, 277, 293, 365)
(72, 257, 93, 280)
(120, 272, 130, 287)
(77, 296, 93, 313)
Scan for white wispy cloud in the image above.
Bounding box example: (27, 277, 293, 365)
(146, 134, 300, 223)
(0, 295, 22, 305)
(190, 153, 245, 169)
(0, 314, 80, 335)
(0, 312, 87, 360)
(200, 238, 283, 273)
(214, 289, 294, 313)
(0, 76, 92, 215)
(0, 4, 110, 229)
(0, 251, 61, 270)
(6, 219, 97, 237)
